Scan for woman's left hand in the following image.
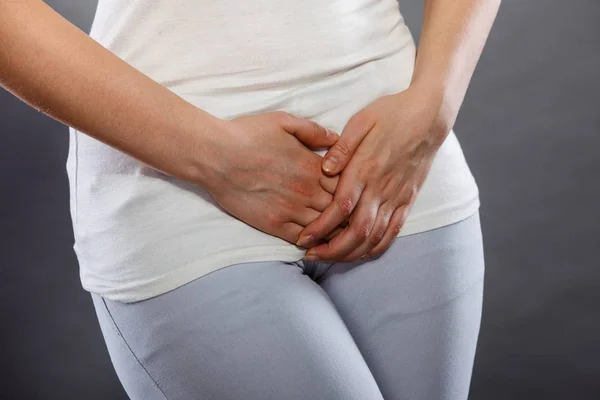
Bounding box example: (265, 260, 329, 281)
(296, 84, 451, 262)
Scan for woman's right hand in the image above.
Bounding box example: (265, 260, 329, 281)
(0, 3, 349, 248)
(201, 111, 346, 246)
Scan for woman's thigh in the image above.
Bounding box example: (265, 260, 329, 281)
(91, 261, 385, 400)
(316, 211, 486, 400)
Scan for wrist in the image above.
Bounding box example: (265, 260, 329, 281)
(175, 108, 229, 188)
(407, 77, 460, 140)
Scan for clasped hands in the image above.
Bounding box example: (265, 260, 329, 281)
(205, 84, 450, 264)
(296, 84, 450, 263)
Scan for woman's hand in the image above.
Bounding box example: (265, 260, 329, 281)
(293, 0, 502, 263)
(295, 84, 450, 262)
(202, 111, 349, 246)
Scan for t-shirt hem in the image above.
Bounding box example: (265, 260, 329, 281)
(86, 194, 480, 303)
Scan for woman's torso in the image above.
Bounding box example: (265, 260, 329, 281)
(67, 0, 480, 302)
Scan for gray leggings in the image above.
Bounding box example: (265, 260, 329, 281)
(91, 211, 485, 400)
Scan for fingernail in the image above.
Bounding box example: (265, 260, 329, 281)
(326, 129, 339, 139)
(323, 157, 338, 172)
(296, 235, 313, 247)
(303, 254, 321, 261)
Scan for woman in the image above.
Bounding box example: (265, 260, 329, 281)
(0, 0, 500, 399)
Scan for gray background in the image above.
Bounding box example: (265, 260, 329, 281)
(1, 0, 598, 398)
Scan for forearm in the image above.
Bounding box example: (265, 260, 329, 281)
(0, 0, 223, 184)
(409, 0, 501, 134)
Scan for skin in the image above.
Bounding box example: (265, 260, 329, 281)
(0, 0, 347, 246)
(1, 0, 501, 260)
(296, 0, 503, 262)
(205, 112, 349, 245)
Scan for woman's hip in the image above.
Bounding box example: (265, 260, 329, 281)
(89, 210, 484, 399)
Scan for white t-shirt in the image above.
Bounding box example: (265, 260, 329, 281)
(66, 0, 480, 302)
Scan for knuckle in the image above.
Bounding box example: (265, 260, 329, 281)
(266, 211, 283, 227)
(402, 184, 418, 203)
(334, 196, 354, 218)
(357, 159, 378, 177)
(332, 139, 352, 158)
(401, 203, 411, 220)
(369, 245, 387, 258)
(347, 110, 372, 130)
(369, 228, 386, 245)
(375, 157, 388, 172)
(310, 120, 321, 136)
(410, 186, 419, 202)
(275, 110, 291, 119)
(391, 223, 402, 236)
(353, 223, 371, 240)
(288, 178, 313, 198)
(368, 248, 380, 258)
(275, 111, 294, 127)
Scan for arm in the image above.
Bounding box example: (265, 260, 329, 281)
(0, 0, 344, 246)
(296, 0, 502, 261)
(0, 0, 222, 184)
(410, 0, 502, 138)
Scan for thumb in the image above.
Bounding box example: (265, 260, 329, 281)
(278, 112, 339, 148)
(320, 173, 340, 195)
(321, 113, 372, 175)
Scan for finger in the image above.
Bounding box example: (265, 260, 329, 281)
(288, 207, 322, 228)
(324, 219, 349, 241)
(289, 207, 348, 246)
(277, 221, 306, 245)
(321, 110, 375, 176)
(277, 112, 339, 149)
(297, 171, 366, 247)
(308, 189, 334, 212)
(337, 201, 393, 262)
(277, 221, 329, 248)
(288, 207, 349, 236)
(320, 173, 340, 196)
(367, 203, 410, 257)
(304, 191, 380, 261)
